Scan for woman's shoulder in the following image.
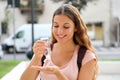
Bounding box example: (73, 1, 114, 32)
(82, 50, 96, 66)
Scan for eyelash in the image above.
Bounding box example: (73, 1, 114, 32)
(53, 25, 59, 28)
(64, 26, 69, 29)
(53, 26, 70, 29)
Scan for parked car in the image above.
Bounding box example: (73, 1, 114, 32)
(1, 24, 51, 53)
(26, 37, 50, 60)
(0, 45, 4, 59)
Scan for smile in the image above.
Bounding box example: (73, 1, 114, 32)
(57, 35, 66, 39)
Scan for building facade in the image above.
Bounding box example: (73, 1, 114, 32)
(0, 0, 120, 47)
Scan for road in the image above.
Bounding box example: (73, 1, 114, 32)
(97, 52, 120, 59)
(2, 53, 28, 60)
(1, 40, 120, 60)
(2, 47, 120, 60)
(1, 0, 120, 61)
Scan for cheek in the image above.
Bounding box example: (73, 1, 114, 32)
(68, 28, 75, 35)
(68, 29, 76, 39)
(52, 28, 57, 36)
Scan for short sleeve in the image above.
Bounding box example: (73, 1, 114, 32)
(82, 50, 96, 66)
(78, 59, 97, 80)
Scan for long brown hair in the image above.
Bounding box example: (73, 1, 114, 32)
(51, 4, 98, 80)
(51, 4, 94, 53)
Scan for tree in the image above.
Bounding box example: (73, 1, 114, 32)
(51, 0, 97, 11)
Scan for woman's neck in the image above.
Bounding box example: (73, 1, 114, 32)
(55, 41, 76, 53)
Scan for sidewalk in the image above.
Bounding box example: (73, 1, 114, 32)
(98, 74, 120, 80)
(1, 61, 120, 80)
(97, 61, 120, 80)
(0, 61, 29, 80)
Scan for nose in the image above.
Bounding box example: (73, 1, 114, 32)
(58, 28, 64, 34)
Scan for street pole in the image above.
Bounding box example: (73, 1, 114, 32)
(117, 19, 120, 47)
(103, 0, 112, 47)
(12, 0, 16, 60)
(31, 0, 35, 46)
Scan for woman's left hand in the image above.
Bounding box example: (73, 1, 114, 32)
(31, 66, 59, 74)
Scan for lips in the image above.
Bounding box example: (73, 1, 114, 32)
(57, 35, 66, 40)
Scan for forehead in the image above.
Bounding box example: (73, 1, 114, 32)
(53, 14, 73, 23)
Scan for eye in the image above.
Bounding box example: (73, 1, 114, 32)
(64, 26, 70, 29)
(53, 25, 59, 28)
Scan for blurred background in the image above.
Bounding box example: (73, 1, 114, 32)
(0, 0, 120, 80)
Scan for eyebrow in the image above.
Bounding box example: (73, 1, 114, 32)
(64, 23, 70, 25)
(53, 22, 70, 25)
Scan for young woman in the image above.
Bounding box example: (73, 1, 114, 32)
(20, 4, 98, 80)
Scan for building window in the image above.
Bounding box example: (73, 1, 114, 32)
(7, 0, 20, 8)
(1, 22, 8, 34)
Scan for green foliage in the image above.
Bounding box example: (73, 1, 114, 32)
(99, 58, 120, 61)
(0, 60, 21, 78)
(51, 0, 97, 11)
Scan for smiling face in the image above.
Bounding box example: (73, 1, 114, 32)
(52, 14, 76, 44)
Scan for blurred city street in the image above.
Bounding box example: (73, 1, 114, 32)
(2, 45, 120, 60)
(1, 40, 120, 60)
(0, 0, 120, 80)
(1, 59, 120, 80)
(1, 40, 120, 80)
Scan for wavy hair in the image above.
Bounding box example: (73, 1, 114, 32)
(51, 4, 98, 80)
(51, 4, 94, 53)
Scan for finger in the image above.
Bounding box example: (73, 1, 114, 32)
(33, 41, 48, 48)
(31, 66, 45, 71)
(33, 42, 47, 52)
(33, 48, 47, 55)
(33, 42, 45, 47)
(31, 65, 41, 69)
(46, 41, 51, 47)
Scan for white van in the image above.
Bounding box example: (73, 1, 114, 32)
(0, 45, 4, 59)
(1, 24, 52, 53)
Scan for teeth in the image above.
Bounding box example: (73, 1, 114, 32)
(58, 35, 65, 37)
(58, 36, 64, 38)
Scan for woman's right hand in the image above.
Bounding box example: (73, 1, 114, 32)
(33, 40, 47, 58)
